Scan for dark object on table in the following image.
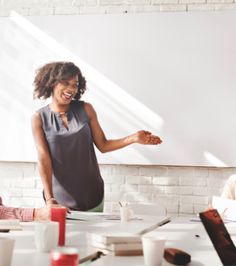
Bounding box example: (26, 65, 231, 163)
(164, 248, 191, 265)
(199, 209, 236, 266)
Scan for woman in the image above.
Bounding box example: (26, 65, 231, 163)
(32, 61, 162, 211)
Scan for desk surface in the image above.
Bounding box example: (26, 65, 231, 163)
(3, 213, 169, 266)
(90, 217, 236, 266)
(5, 222, 98, 266)
(4, 216, 234, 266)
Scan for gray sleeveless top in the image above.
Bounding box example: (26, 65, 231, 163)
(38, 100, 104, 211)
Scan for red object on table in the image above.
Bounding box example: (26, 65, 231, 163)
(51, 207, 67, 246)
(51, 247, 79, 266)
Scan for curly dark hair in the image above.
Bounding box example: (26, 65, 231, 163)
(33, 61, 86, 100)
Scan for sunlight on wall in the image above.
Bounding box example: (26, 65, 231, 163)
(204, 151, 227, 167)
(0, 11, 164, 163)
(1, 11, 236, 166)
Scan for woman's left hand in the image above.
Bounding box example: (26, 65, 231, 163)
(134, 130, 162, 145)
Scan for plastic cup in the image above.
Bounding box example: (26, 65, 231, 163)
(142, 235, 165, 266)
(34, 221, 59, 252)
(0, 237, 15, 266)
(51, 207, 67, 246)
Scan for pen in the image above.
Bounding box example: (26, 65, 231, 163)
(222, 208, 228, 215)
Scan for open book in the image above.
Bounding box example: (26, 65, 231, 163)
(212, 196, 236, 221)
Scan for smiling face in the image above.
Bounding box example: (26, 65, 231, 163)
(52, 76, 79, 106)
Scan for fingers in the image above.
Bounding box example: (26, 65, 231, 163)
(143, 130, 152, 135)
(144, 134, 162, 145)
(145, 134, 162, 145)
(135, 130, 162, 145)
(46, 198, 58, 205)
(45, 200, 70, 213)
(49, 203, 70, 212)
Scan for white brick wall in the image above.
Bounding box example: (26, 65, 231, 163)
(0, 161, 235, 216)
(0, 0, 235, 16)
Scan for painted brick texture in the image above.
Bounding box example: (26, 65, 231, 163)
(0, 161, 235, 216)
(0, 0, 236, 16)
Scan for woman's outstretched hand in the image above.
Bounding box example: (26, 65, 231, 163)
(134, 130, 162, 145)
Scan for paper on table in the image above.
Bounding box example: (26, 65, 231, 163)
(0, 219, 22, 230)
(67, 211, 101, 221)
(67, 211, 142, 221)
(212, 196, 236, 221)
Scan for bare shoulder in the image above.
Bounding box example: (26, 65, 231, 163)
(83, 102, 97, 120)
(31, 112, 41, 126)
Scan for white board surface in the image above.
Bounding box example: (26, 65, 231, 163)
(0, 11, 236, 166)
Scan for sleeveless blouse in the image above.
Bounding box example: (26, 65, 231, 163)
(38, 100, 104, 211)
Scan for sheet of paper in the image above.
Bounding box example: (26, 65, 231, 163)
(212, 196, 236, 221)
(67, 211, 142, 221)
(0, 219, 22, 230)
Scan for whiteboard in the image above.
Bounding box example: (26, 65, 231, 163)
(0, 11, 236, 166)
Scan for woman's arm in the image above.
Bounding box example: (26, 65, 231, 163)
(84, 102, 162, 153)
(31, 113, 57, 205)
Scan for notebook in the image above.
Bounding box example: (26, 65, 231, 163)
(199, 209, 236, 266)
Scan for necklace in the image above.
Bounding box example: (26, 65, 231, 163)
(59, 111, 67, 116)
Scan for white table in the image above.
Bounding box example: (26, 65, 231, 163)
(67, 212, 170, 236)
(3, 213, 170, 266)
(2, 222, 100, 266)
(90, 217, 236, 266)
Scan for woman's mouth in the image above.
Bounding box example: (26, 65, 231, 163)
(62, 92, 73, 101)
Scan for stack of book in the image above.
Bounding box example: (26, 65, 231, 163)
(86, 232, 143, 256)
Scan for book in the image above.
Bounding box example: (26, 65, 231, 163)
(95, 247, 143, 256)
(90, 240, 142, 251)
(88, 238, 143, 256)
(87, 232, 141, 245)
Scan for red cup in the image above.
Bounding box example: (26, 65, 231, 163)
(51, 207, 67, 246)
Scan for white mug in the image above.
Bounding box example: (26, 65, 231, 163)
(0, 237, 15, 266)
(34, 221, 59, 252)
(142, 235, 165, 266)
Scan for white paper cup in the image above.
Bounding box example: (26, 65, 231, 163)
(34, 221, 59, 252)
(120, 206, 133, 222)
(0, 237, 15, 266)
(142, 235, 165, 266)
